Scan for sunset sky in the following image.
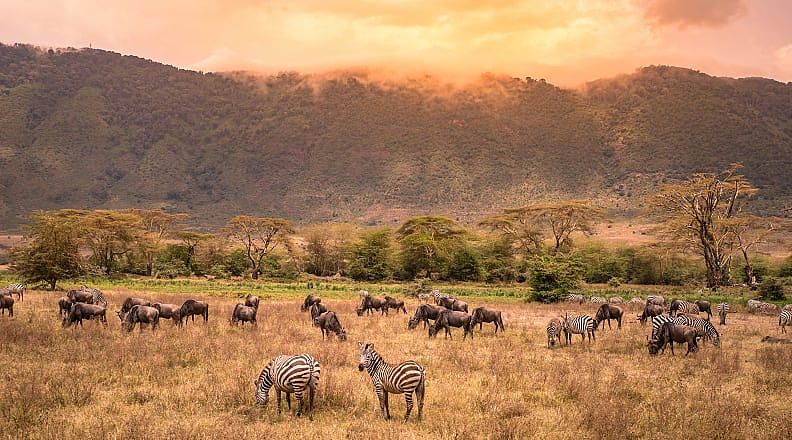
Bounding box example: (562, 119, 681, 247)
(2, 0, 791, 86)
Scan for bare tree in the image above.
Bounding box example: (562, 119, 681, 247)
(128, 209, 189, 276)
(478, 213, 543, 257)
(223, 216, 294, 279)
(500, 201, 602, 252)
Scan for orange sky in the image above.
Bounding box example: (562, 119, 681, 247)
(1, 0, 791, 86)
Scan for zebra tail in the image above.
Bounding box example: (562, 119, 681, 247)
(205, 304, 209, 322)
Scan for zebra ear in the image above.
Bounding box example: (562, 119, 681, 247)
(357, 341, 364, 349)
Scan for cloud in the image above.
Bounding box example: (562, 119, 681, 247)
(644, 0, 748, 28)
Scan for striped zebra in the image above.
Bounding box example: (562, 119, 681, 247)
(673, 314, 720, 347)
(716, 303, 730, 325)
(563, 314, 596, 343)
(669, 299, 699, 317)
(254, 354, 321, 416)
(628, 297, 644, 307)
(651, 315, 674, 340)
(647, 295, 665, 306)
(357, 342, 426, 421)
(590, 297, 607, 304)
(608, 297, 624, 304)
(747, 299, 778, 315)
(784, 304, 792, 311)
(779, 310, 792, 334)
(547, 318, 565, 348)
(430, 290, 451, 305)
(566, 294, 584, 304)
(6, 283, 25, 301)
(81, 285, 107, 307)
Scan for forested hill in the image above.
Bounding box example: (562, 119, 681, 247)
(1, 43, 791, 228)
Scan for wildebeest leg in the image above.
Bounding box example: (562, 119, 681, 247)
(669, 341, 675, 355)
(617, 317, 622, 329)
(445, 325, 451, 339)
(404, 391, 414, 422)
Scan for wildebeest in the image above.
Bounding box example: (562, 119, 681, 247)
(761, 335, 792, 344)
(428, 310, 472, 340)
(647, 295, 666, 306)
(469, 307, 505, 334)
(62, 303, 107, 328)
(0, 295, 14, 317)
(594, 304, 623, 330)
(638, 304, 663, 326)
(695, 300, 712, 320)
(313, 311, 347, 341)
(437, 296, 469, 313)
(66, 289, 93, 304)
(310, 302, 328, 321)
(58, 297, 73, 317)
(121, 305, 160, 332)
(648, 322, 698, 356)
(152, 303, 182, 326)
(117, 297, 152, 320)
(244, 294, 260, 310)
(301, 294, 321, 312)
(179, 299, 209, 325)
(358, 295, 389, 316)
(408, 304, 446, 329)
(383, 296, 407, 315)
(230, 303, 258, 327)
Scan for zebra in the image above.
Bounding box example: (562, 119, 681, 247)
(627, 297, 645, 307)
(546, 318, 565, 348)
(669, 300, 699, 317)
(6, 283, 25, 301)
(651, 314, 675, 340)
(716, 303, 730, 325)
(747, 299, 778, 315)
(357, 342, 425, 422)
(673, 314, 720, 347)
(784, 304, 792, 311)
(779, 310, 792, 334)
(254, 354, 321, 417)
(590, 297, 607, 304)
(430, 290, 451, 305)
(566, 294, 584, 304)
(647, 295, 665, 306)
(81, 285, 107, 307)
(609, 297, 624, 304)
(563, 314, 596, 344)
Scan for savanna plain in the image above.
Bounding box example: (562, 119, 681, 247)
(1, 286, 790, 440)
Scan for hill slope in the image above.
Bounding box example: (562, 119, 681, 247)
(1, 44, 790, 228)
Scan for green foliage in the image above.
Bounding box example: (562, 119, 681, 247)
(155, 259, 190, 279)
(759, 277, 785, 301)
(525, 255, 583, 295)
(745, 257, 773, 283)
(346, 229, 394, 281)
(779, 255, 792, 277)
(530, 288, 567, 304)
(9, 213, 83, 289)
(574, 244, 628, 283)
(446, 246, 483, 282)
(607, 277, 622, 288)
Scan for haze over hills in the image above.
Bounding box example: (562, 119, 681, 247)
(1, 43, 791, 229)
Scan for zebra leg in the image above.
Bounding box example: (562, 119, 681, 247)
(416, 376, 425, 420)
(383, 391, 390, 420)
(295, 390, 304, 417)
(404, 391, 414, 422)
(276, 389, 282, 414)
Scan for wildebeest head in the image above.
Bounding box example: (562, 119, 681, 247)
(337, 328, 347, 341)
(356, 307, 365, 317)
(647, 336, 660, 355)
(407, 318, 418, 330)
(357, 342, 374, 371)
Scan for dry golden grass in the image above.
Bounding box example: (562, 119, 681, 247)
(1, 290, 791, 440)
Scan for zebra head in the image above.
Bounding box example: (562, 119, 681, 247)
(358, 342, 375, 371)
(254, 362, 274, 406)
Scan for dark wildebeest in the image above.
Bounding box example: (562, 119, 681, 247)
(761, 335, 792, 344)
(594, 304, 623, 330)
(117, 297, 152, 320)
(408, 304, 446, 329)
(638, 304, 663, 326)
(383, 296, 407, 315)
(428, 310, 472, 340)
(179, 299, 209, 325)
(66, 289, 93, 304)
(358, 295, 389, 316)
(695, 300, 713, 321)
(230, 303, 257, 327)
(438, 296, 469, 313)
(470, 307, 505, 334)
(62, 303, 107, 328)
(648, 322, 698, 356)
(0, 295, 14, 317)
(152, 303, 182, 326)
(301, 294, 321, 312)
(310, 302, 328, 321)
(245, 294, 260, 310)
(58, 297, 73, 317)
(121, 305, 160, 332)
(313, 311, 347, 341)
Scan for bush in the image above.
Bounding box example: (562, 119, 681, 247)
(776, 255, 792, 277)
(525, 255, 582, 296)
(759, 277, 785, 301)
(446, 246, 482, 281)
(607, 277, 622, 288)
(530, 288, 567, 304)
(155, 259, 190, 279)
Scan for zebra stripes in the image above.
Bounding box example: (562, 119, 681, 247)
(563, 314, 596, 343)
(547, 318, 565, 348)
(566, 294, 584, 304)
(647, 295, 665, 306)
(430, 290, 450, 305)
(780, 310, 792, 334)
(747, 299, 778, 315)
(716, 303, 730, 325)
(651, 315, 674, 340)
(670, 300, 699, 317)
(590, 297, 607, 304)
(673, 315, 720, 347)
(357, 342, 425, 421)
(6, 283, 24, 301)
(628, 297, 644, 306)
(255, 354, 321, 416)
(81, 285, 107, 307)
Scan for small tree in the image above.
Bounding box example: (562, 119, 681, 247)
(223, 216, 294, 279)
(759, 277, 785, 301)
(396, 216, 464, 279)
(347, 229, 394, 281)
(10, 211, 83, 289)
(128, 209, 189, 276)
(502, 201, 602, 252)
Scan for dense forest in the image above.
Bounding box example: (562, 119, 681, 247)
(1, 43, 791, 228)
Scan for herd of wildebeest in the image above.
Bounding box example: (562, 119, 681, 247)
(1, 283, 791, 421)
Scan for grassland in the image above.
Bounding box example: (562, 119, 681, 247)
(1, 283, 791, 440)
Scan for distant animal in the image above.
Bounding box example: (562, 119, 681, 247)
(80, 285, 107, 307)
(383, 296, 407, 315)
(313, 311, 346, 341)
(0, 295, 14, 317)
(695, 300, 713, 320)
(747, 299, 778, 315)
(417, 293, 431, 303)
(780, 310, 792, 334)
(638, 304, 663, 326)
(428, 309, 472, 340)
(121, 305, 160, 332)
(469, 307, 505, 334)
(761, 335, 792, 344)
(408, 304, 446, 329)
(546, 318, 565, 348)
(118, 297, 151, 320)
(673, 314, 720, 347)
(151, 303, 182, 326)
(300, 295, 322, 312)
(66, 289, 94, 304)
(179, 299, 209, 325)
(58, 297, 73, 317)
(310, 302, 328, 321)
(716, 303, 730, 325)
(594, 304, 623, 330)
(647, 295, 666, 306)
(784, 304, 792, 311)
(648, 322, 698, 356)
(627, 297, 645, 307)
(62, 303, 107, 328)
(430, 289, 451, 305)
(244, 294, 260, 310)
(566, 294, 584, 304)
(669, 299, 699, 317)
(230, 303, 257, 327)
(590, 296, 607, 304)
(359, 295, 389, 316)
(437, 296, 468, 313)
(254, 354, 321, 417)
(608, 297, 624, 304)
(357, 342, 425, 421)
(5, 283, 25, 301)
(563, 314, 596, 344)
(359, 290, 370, 298)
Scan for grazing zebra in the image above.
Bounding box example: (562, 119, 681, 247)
(357, 342, 425, 422)
(430, 289, 451, 305)
(546, 318, 565, 348)
(608, 297, 624, 304)
(669, 299, 699, 317)
(779, 310, 792, 334)
(563, 314, 596, 344)
(651, 315, 674, 340)
(590, 297, 607, 304)
(417, 293, 431, 304)
(673, 314, 720, 347)
(81, 285, 107, 307)
(566, 294, 584, 304)
(784, 304, 792, 311)
(647, 295, 665, 306)
(716, 303, 730, 325)
(254, 354, 321, 417)
(627, 297, 645, 308)
(747, 299, 778, 315)
(6, 283, 25, 301)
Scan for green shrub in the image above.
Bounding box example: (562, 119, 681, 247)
(759, 277, 785, 301)
(526, 255, 582, 296)
(607, 277, 622, 288)
(530, 288, 567, 304)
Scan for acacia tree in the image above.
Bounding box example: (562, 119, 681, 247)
(128, 209, 189, 276)
(502, 201, 602, 252)
(729, 215, 777, 289)
(478, 213, 543, 257)
(223, 216, 294, 279)
(177, 230, 212, 272)
(10, 211, 83, 289)
(302, 223, 356, 277)
(396, 216, 464, 279)
(79, 210, 142, 275)
(346, 228, 395, 281)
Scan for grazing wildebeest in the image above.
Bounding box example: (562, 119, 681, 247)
(438, 296, 468, 313)
(121, 305, 160, 332)
(230, 303, 258, 327)
(428, 310, 472, 340)
(244, 294, 260, 310)
(301, 295, 322, 312)
(469, 307, 505, 334)
(408, 304, 446, 329)
(638, 304, 663, 326)
(594, 304, 623, 330)
(58, 297, 73, 317)
(67, 289, 93, 304)
(0, 295, 14, 317)
(695, 300, 713, 321)
(359, 295, 389, 316)
(383, 296, 407, 315)
(310, 302, 328, 321)
(152, 303, 182, 326)
(117, 297, 152, 320)
(648, 322, 698, 356)
(313, 311, 347, 341)
(179, 299, 209, 325)
(62, 303, 107, 328)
